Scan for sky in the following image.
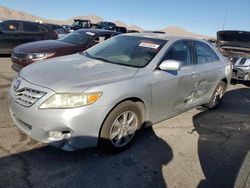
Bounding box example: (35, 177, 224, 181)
(1, 0, 250, 36)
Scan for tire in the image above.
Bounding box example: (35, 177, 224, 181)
(244, 74, 250, 81)
(203, 81, 226, 109)
(99, 101, 143, 152)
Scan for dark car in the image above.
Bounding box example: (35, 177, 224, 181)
(44, 23, 68, 35)
(11, 29, 119, 71)
(142, 30, 166, 34)
(116, 26, 127, 33)
(95, 21, 117, 31)
(69, 19, 92, 31)
(128, 30, 140, 33)
(0, 20, 58, 54)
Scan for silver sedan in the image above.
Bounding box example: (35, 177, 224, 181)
(9, 33, 232, 152)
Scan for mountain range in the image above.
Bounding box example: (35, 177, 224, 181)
(0, 5, 212, 38)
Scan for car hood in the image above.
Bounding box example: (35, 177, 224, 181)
(217, 31, 250, 55)
(19, 54, 139, 92)
(15, 40, 79, 53)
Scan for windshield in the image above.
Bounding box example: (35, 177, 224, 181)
(85, 35, 167, 68)
(73, 21, 81, 26)
(59, 31, 95, 45)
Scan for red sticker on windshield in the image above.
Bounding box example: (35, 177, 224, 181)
(139, 42, 160, 49)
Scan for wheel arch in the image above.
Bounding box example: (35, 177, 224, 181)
(98, 97, 146, 143)
(221, 78, 228, 85)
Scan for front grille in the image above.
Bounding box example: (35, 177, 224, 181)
(12, 88, 46, 107)
(12, 51, 28, 59)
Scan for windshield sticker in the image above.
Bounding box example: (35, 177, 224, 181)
(139, 42, 160, 49)
(86, 32, 95, 36)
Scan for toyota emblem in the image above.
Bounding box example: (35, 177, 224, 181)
(14, 79, 21, 91)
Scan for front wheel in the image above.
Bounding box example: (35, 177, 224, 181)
(99, 101, 142, 152)
(203, 81, 226, 109)
(244, 74, 250, 81)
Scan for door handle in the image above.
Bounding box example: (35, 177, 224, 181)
(218, 66, 222, 70)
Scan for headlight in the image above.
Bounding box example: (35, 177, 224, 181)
(39, 92, 102, 109)
(27, 52, 55, 61)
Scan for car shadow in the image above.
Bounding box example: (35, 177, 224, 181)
(231, 79, 250, 87)
(0, 54, 11, 58)
(193, 87, 250, 188)
(0, 127, 173, 188)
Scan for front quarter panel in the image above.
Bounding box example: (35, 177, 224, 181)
(85, 69, 152, 122)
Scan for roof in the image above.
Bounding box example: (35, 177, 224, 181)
(123, 32, 198, 41)
(1, 19, 44, 26)
(75, 28, 119, 34)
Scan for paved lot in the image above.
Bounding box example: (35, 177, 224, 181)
(0, 56, 249, 188)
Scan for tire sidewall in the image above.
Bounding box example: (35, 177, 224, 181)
(205, 81, 226, 109)
(99, 101, 143, 152)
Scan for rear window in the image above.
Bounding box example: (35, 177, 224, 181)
(194, 41, 220, 64)
(23, 23, 40, 32)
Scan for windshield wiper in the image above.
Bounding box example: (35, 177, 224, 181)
(91, 56, 116, 64)
(81, 51, 92, 57)
(83, 53, 115, 63)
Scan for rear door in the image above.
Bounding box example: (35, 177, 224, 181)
(151, 40, 198, 122)
(0, 21, 21, 53)
(193, 41, 221, 103)
(20, 22, 45, 44)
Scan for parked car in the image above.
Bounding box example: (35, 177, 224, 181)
(9, 33, 231, 152)
(128, 30, 140, 33)
(62, 25, 71, 33)
(231, 57, 250, 80)
(69, 19, 92, 31)
(217, 30, 250, 57)
(116, 26, 127, 33)
(11, 29, 119, 71)
(217, 30, 250, 81)
(44, 23, 68, 35)
(95, 21, 117, 31)
(0, 20, 58, 54)
(143, 30, 166, 34)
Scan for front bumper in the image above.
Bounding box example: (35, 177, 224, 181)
(9, 78, 110, 151)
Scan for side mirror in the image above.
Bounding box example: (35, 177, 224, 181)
(159, 60, 181, 71)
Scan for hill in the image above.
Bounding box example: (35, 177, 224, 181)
(0, 6, 212, 38)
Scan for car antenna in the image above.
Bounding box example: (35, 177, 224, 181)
(222, 0, 232, 30)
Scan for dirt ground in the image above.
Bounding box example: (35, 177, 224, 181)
(0, 56, 249, 188)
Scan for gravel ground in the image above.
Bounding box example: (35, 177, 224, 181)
(0, 57, 249, 188)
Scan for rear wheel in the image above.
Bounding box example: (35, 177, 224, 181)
(203, 81, 226, 109)
(99, 101, 142, 152)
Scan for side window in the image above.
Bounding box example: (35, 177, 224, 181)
(1, 22, 19, 32)
(194, 41, 220, 64)
(39, 26, 48, 32)
(162, 40, 192, 66)
(23, 23, 40, 33)
(239, 58, 246, 65)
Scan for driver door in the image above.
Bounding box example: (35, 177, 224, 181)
(151, 40, 198, 122)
